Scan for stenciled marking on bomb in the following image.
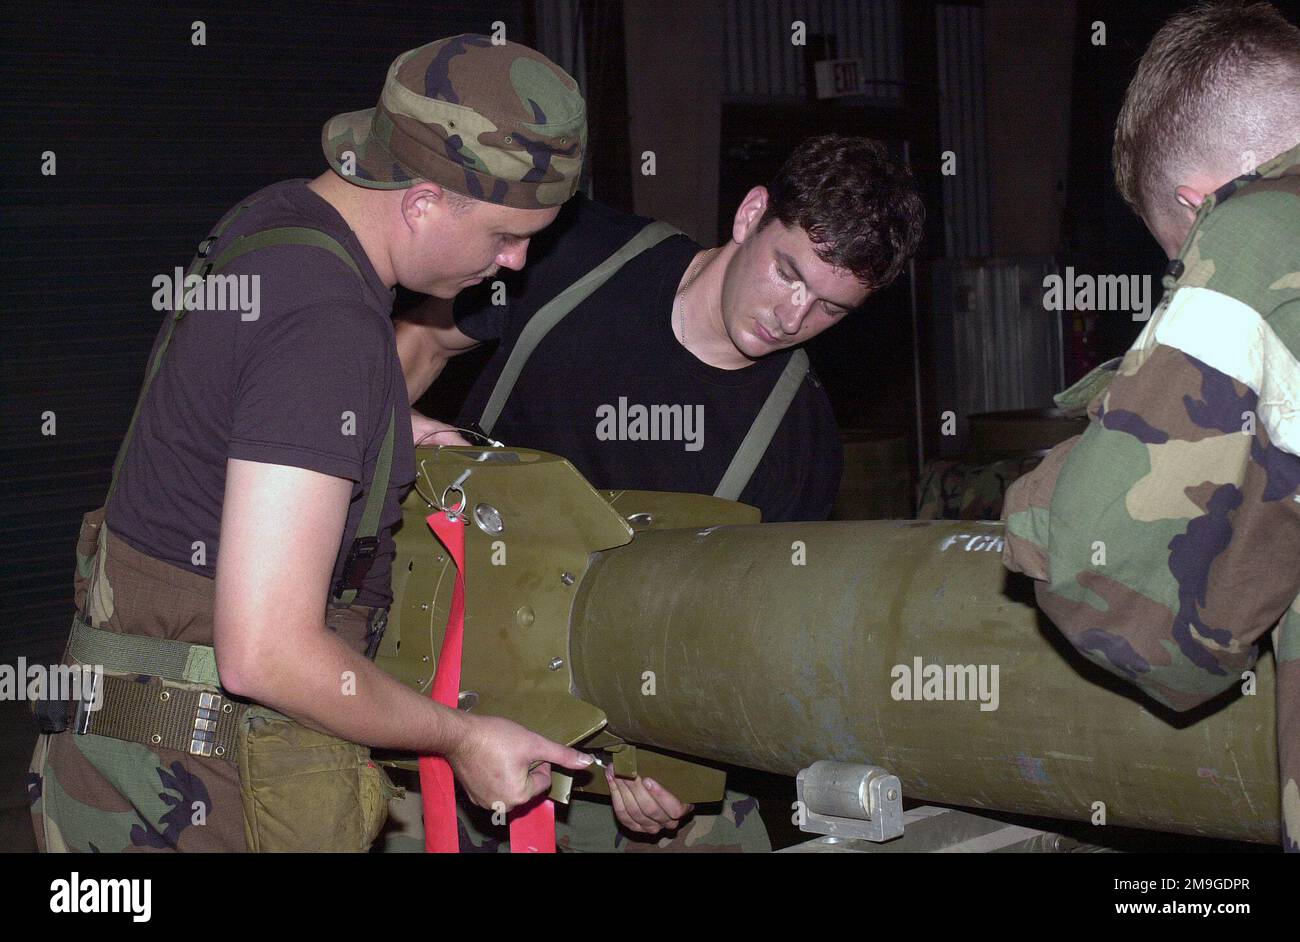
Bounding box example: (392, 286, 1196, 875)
(938, 532, 1006, 553)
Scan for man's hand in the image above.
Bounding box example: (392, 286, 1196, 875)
(411, 409, 470, 447)
(607, 770, 694, 834)
(448, 713, 594, 811)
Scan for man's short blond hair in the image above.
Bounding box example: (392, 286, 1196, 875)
(1113, 1, 1300, 223)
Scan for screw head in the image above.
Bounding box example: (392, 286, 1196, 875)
(548, 657, 565, 671)
(473, 502, 505, 535)
(886, 788, 898, 802)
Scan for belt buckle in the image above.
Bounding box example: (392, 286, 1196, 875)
(189, 691, 223, 757)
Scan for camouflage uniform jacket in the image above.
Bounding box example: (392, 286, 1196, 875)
(1002, 143, 1300, 851)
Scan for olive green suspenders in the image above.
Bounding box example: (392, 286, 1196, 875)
(53, 202, 397, 753)
(713, 347, 809, 501)
(478, 220, 682, 433)
(478, 220, 812, 503)
(105, 196, 394, 606)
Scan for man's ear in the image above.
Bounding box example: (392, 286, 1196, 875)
(732, 186, 769, 244)
(1174, 184, 1207, 213)
(400, 182, 444, 231)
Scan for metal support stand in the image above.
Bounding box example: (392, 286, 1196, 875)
(795, 760, 904, 843)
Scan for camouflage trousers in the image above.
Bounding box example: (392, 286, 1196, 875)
(379, 786, 771, 853)
(916, 454, 1046, 521)
(31, 511, 379, 852)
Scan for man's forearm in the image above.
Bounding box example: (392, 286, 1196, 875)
(395, 319, 448, 405)
(228, 623, 469, 756)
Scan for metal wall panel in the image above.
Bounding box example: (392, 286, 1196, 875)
(929, 257, 1065, 454)
(533, 0, 588, 100)
(936, 3, 992, 258)
(722, 0, 903, 103)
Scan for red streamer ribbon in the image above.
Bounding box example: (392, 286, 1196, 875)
(418, 510, 556, 853)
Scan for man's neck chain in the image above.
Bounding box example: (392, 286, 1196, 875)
(676, 247, 717, 347)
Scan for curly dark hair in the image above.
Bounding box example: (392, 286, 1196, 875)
(759, 135, 925, 290)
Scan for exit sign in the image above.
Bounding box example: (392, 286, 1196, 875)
(814, 58, 865, 98)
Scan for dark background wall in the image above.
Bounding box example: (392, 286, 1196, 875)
(0, 0, 528, 851)
(1, 0, 523, 644)
(1062, 0, 1208, 365)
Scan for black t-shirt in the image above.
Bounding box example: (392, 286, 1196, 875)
(108, 179, 417, 608)
(453, 195, 841, 522)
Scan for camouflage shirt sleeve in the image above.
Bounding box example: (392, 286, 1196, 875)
(1002, 175, 1300, 714)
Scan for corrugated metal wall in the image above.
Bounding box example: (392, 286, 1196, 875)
(721, 0, 903, 103)
(929, 256, 1065, 454)
(0, 1, 523, 652)
(530, 0, 600, 198)
(936, 2, 991, 258)
(533, 0, 589, 100)
(927, 5, 1052, 455)
(719, 2, 989, 258)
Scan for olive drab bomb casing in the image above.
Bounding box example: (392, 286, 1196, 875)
(322, 34, 586, 208)
(382, 447, 1279, 845)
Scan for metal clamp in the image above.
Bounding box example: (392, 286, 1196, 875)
(795, 760, 904, 843)
(441, 469, 471, 518)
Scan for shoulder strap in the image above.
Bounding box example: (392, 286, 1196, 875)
(106, 198, 259, 504)
(713, 348, 810, 504)
(106, 216, 360, 505)
(479, 219, 682, 436)
(106, 212, 394, 605)
(333, 404, 396, 606)
(87, 214, 392, 681)
(208, 226, 362, 281)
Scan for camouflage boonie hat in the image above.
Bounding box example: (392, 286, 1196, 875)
(322, 34, 586, 209)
